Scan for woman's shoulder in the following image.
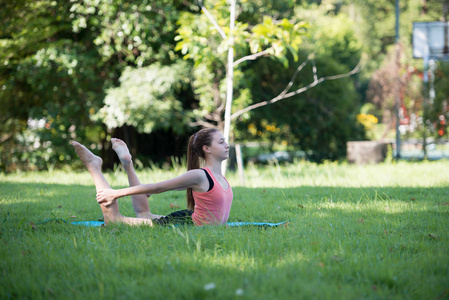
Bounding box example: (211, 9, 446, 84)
(186, 168, 206, 175)
(184, 168, 208, 181)
(185, 168, 211, 192)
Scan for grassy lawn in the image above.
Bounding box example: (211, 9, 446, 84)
(1, 160, 448, 299)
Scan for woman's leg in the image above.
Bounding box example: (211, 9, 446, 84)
(111, 138, 163, 219)
(72, 141, 153, 226)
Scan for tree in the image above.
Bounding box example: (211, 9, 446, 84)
(94, 62, 191, 135)
(429, 62, 449, 139)
(0, 0, 194, 171)
(361, 0, 449, 143)
(176, 1, 361, 141)
(176, 0, 308, 129)
(366, 43, 422, 138)
(0, 0, 99, 171)
(235, 10, 366, 162)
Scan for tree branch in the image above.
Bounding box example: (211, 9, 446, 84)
(311, 59, 318, 82)
(204, 113, 220, 122)
(230, 59, 362, 121)
(0, 133, 13, 144)
(198, 0, 227, 40)
(189, 118, 217, 128)
(233, 48, 272, 67)
(320, 61, 361, 80)
(277, 53, 314, 99)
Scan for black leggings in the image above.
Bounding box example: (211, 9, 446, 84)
(153, 209, 194, 226)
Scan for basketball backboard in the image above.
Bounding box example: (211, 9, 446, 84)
(413, 22, 449, 59)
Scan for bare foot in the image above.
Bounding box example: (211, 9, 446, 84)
(111, 138, 132, 166)
(136, 212, 164, 220)
(72, 141, 102, 170)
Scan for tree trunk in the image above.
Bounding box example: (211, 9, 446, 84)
(222, 0, 235, 174)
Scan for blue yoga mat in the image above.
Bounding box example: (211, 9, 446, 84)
(72, 221, 105, 227)
(71, 220, 289, 227)
(37, 218, 290, 228)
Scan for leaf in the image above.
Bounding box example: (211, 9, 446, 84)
(437, 289, 448, 299)
(429, 233, 439, 240)
(331, 255, 343, 262)
(294, 21, 310, 31)
(252, 24, 270, 37)
(29, 222, 36, 230)
(277, 56, 289, 68)
(262, 16, 274, 26)
(286, 44, 298, 62)
(249, 40, 260, 53)
(279, 18, 293, 30)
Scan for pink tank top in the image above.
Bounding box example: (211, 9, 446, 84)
(191, 167, 233, 226)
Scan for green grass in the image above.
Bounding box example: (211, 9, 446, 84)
(1, 160, 448, 299)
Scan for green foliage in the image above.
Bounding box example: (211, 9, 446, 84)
(247, 16, 307, 67)
(0, 0, 106, 171)
(235, 12, 365, 162)
(311, 14, 362, 67)
(70, 0, 193, 66)
(349, 0, 449, 141)
(342, 0, 427, 68)
(175, 0, 309, 128)
(1, 0, 446, 172)
(0, 0, 193, 171)
(175, 0, 366, 162)
(94, 62, 191, 134)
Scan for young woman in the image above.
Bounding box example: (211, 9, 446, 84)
(72, 128, 233, 227)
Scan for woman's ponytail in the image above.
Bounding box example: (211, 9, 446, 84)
(186, 134, 199, 210)
(185, 128, 219, 211)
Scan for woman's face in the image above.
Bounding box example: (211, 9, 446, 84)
(205, 131, 229, 160)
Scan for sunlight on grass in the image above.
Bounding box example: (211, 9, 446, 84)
(1, 160, 448, 299)
(230, 160, 449, 188)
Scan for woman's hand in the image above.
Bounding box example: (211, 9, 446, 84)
(96, 189, 118, 207)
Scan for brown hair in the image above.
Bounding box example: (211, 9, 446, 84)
(186, 128, 219, 210)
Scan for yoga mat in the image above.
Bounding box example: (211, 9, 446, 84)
(227, 221, 289, 227)
(72, 220, 290, 227)
(39, 219, 290, 228)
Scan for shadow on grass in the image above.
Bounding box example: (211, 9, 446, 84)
(1, 181, 448, 227)
(1, 182, 448, 299)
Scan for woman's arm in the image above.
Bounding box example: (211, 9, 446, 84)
(96, 169, 205, 207)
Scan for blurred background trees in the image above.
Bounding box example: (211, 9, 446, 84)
(0, 0, 447, 172)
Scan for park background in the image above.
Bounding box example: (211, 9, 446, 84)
(1, 1, 449, 299)
(1, 0, 449, 171)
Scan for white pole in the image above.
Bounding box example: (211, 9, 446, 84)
(222, 0, 235, 174)
(235, 144, 245, 186)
